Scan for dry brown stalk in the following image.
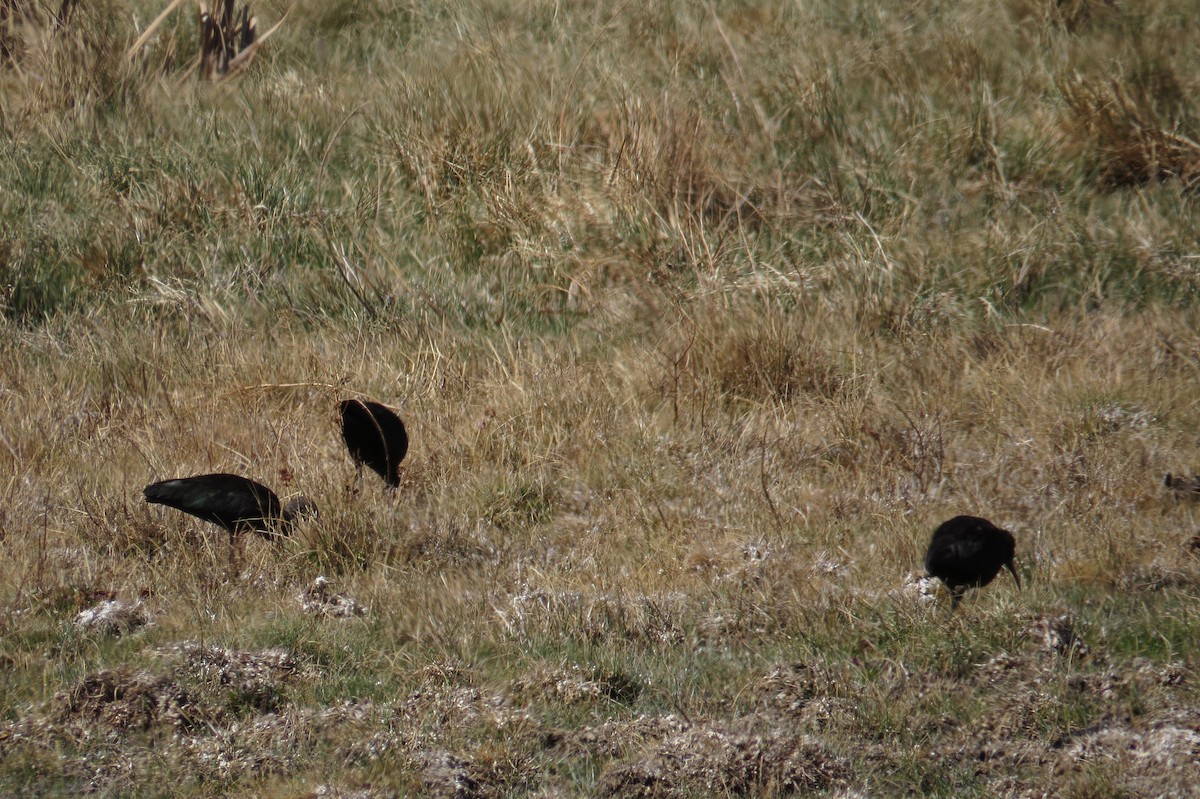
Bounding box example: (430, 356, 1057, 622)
(198, 0, 256, 80)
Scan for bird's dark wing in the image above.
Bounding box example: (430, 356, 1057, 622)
(929, 534, 987, 564)
(340, 400, 408, 487)
(925, 516, 996, 566)
(144, 473, 282, 534)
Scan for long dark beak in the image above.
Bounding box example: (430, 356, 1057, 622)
(1006, 560, 1022, 589)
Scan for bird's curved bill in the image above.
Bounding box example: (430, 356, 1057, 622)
(1006, 560, 1022, 589)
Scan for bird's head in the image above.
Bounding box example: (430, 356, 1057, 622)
(280, 495, 319, 534)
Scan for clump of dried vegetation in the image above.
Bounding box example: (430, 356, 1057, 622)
(2, 0, 1200, 796)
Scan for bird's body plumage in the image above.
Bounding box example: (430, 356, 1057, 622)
(339, 399, 408, 488)
(143, 473, 308, 540)
(924, 515, 1020, 606)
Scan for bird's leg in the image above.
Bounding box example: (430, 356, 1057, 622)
(950, 588, 965, 610)
(227, 531, 241, 575)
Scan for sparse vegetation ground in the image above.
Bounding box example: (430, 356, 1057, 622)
(3, 0, 1200, 796)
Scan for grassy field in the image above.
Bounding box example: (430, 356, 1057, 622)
(3, 0, 1200, 796)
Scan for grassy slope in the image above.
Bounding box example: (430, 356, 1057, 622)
(2, 0, 1200, 796)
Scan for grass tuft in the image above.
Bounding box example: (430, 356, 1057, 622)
(1059, 74, 1200, 189)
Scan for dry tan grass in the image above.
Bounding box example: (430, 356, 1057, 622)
(3, 1, 1200, 796)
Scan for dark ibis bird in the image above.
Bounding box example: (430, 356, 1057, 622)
(924, 515, 1020, 607)
(339, 399, 408, 488)
(143, 473, 316, 554)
